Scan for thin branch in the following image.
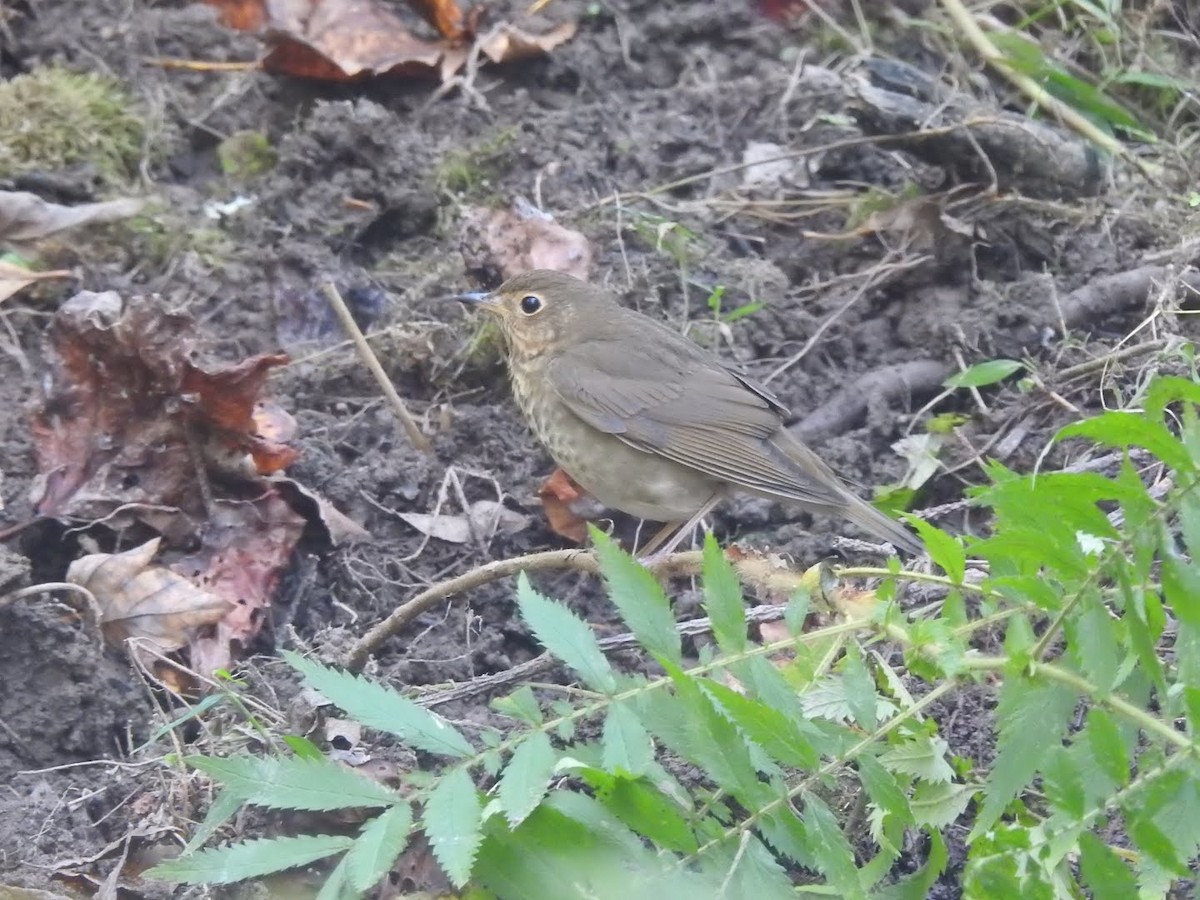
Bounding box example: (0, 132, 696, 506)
(321, 281, 432, 454)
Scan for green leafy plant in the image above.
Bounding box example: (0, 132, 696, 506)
(705, 285, 766, 324)
(150, 375, 1200, 897)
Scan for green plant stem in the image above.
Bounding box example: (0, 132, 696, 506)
(680, 681, 959, 867)
(962, 655, 1195, 753)
(833, 566, 995, 597)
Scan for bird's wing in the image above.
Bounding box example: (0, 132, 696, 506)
(545, 334, 846, 508)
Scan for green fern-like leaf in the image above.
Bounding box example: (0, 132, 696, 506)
(909, 781, 974, 829)
(602, 700, 655, 776)
(591, 527, 682, 665)
(701, 532, 746, 653)
(971, 674, 1078, 838)
(188, 755, 402, 812)
(345, 803, 414, 892)
(423, 767, 484, 887)
(282, 651, 473, 758)
(147, 834, 353, 884)
(699, 678, 819, 770)
(800, 789, 864, 899)
(583, 768, 698, 853)
(1078, 831, 1138, 899)
(516, 573, 618, 692)
(497, 732, 557, 827)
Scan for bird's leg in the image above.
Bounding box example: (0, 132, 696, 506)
(636, 494, 721, 567)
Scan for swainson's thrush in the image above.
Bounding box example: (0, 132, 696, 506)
(457, 270, 922, 557)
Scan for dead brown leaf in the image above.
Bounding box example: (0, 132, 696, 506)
(0, 191, 143, 247)
(181, 493, 306, 674)
(0, 259, 72, 304)
(31, 291, 298, 531)
(202, 0, 573, 82)
(537, 468, 589, 543)
(461, 197, 592, 284)
(67, 538, 232, 653)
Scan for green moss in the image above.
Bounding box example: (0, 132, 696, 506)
(434, 128, 518, 201)
(0, 67, 146, 183)
(217, 130, 277, 179)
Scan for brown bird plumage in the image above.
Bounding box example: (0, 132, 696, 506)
(458, 270, 922, 557)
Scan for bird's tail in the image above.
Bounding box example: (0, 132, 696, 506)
(839, 491, 924, 556)
(770, 432, 924, 555)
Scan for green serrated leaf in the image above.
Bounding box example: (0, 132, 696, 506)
(1083, 708, 1129, 788)
(700, 678, 819, 770)
(701, 532, 746, 653)
(281, 735, 325, 761)
(423, 768, 484, 888)
(584, 769, 699, 853)
(183, 788, 246, 853)
(801, 790, 863, 898)
(841, 644, 877, 730)
(345, 804, 414, 892)
(943, 359, 1024, 389)
(873, 829, 948, 900)
(970, 675, 1077, 839)
(857, 754, 913, 827)
(1066, 592, 1121, 694)
(591, 527, 682, 665)
(491, 685, 544, 726)
(642, 662, 764, 801)
(1078, 831, 1138, 899)
(909, 780, 974, 829)
(147, 834, 354, 884)
(879, 735, 955, 783)
(905, 519, 964, 584)
(602, 701, 655, 776)
(497, 732, 556, 827)
(516, 574, 617, 693)
(1058, 412, 1191, 473)
(282, 652, 473, 758)
(188, 755, 401, 812)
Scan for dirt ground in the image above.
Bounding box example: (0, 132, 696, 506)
(1, 0, 1198, 896)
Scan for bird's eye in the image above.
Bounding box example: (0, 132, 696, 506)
(519, 294, 543, 315)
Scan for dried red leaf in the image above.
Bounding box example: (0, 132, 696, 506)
(31, 291, 298, 531)
(538, 468, 589, 544)
(181, 492, 305, 675)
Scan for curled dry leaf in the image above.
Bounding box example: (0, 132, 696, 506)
(461, 197, 592, 284)
(0, 191, 143, 248)
(67, 538, 232, 653)
(31, 290, 298, 530)
(537, 468, 590, 544)
(270, 475, 371, 545)
(203, 0, 574, 82)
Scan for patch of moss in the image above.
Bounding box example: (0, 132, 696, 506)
(434, 127, 518, 201)
(0, 67, 146, 184)
(217, 130, 277, 179)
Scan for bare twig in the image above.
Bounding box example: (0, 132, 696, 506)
(321, 281, 432, 454)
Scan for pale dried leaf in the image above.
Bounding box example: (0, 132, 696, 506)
(0, 260, 72, 304)
(398, 500, 529, 543)
(0, 192, 143, 245)
(461, 198, 591, 281)
(67, 538, 232, 652)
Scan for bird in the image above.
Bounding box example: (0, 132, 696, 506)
(456, 270, 922, 558)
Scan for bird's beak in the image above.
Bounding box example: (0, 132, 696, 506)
(454, 290, 501, 313)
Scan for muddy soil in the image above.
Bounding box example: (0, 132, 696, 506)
(1, 0, 1197, 896)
